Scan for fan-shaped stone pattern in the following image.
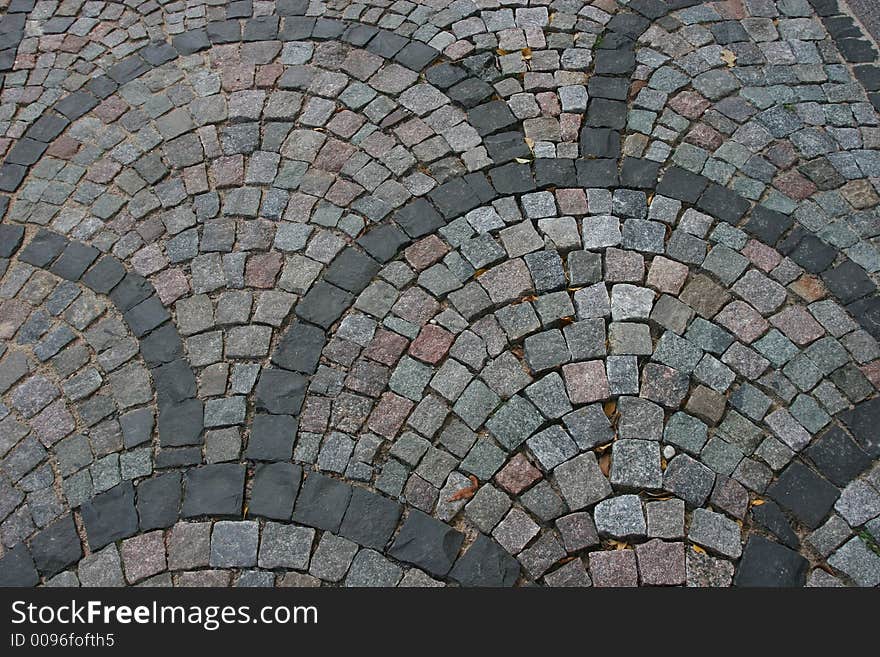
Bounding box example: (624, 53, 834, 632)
(0, 12, 535, 195)
(0, 462, 523, 588)
(2, 0, 880, 589)
(0, 237, 167, 571)
(288, 176, 878, 586)
(1, 16, 529, 475)
(9, 229, 200, 451)
(0, 9, 542, 588)
(623, 0, 880, 322)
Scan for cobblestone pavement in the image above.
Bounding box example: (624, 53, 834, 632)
(0, 0, 879, 588)
(845, 1, 880, 49)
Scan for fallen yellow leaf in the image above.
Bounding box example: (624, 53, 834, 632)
(721, 49, 736, 67)
(447, 475, 479, 502)
(751, 499, 765, 506)
(692, 545, 706, 555)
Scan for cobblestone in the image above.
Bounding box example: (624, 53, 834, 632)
(0, 0, 877, 590)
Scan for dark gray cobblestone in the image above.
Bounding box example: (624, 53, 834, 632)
(0, 0, 879, 588)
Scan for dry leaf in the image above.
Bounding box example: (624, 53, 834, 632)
(692, 545, 706, 555)
(660, 457, 668, 471)
(603, 401, 617, 417)
(524, 137, 535, 151)
(607, 539, 629, 551)
(496, 48, 509, 56)
(447, 475, 479, 503)
(598, 453, 612, 478)
(721, 49, 736, 67)
(595, 441, 614, 453)
(474, 268, 488, 277)
(628, 79, 648, 100)
(521, 47, 532, 60)
(817, 562, 836, 576)
(751, 499, 765, 506)
(560, 316, 575, 326)
(514, 157, 532, 164)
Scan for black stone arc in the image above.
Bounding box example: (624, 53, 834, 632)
(0, 0, 879, 587)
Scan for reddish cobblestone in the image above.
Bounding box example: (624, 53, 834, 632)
(364, 329, 410, 366)
(770, 306, 825, 345)
(556, 188, 588, 216)
(742, 240, 782, 272)
(368, 392, 414, 439)
(590, 550, 638, 587)
(495, 453, 543, 495)
(562, 361, 610, 404)
(245, 253, 283, 288)
(669, 91, 710, 119)
(636, 540, 686, 586)
(405, 236, 450, 271)
(409, 325, 455, 364)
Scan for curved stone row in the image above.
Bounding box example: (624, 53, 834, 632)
(0, 12, 498, 193)
(274, 168, 879, 586)
(17, 40, 501, 246)
(622, 2, 880, 287)
(3, 227, 202, 446)
(0, 229, 521, 586)
(0, 0, 32, 75)
(0, 456, 521, 587)
(4, 153, 877, 586)
(1, 1, 879, 587)
(0, 260, 162, 546)
(288, 156, 880, 382)
(0, 240, 519, 586)
(5, 0, 877, 284)
(585, 2, 880, 303)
